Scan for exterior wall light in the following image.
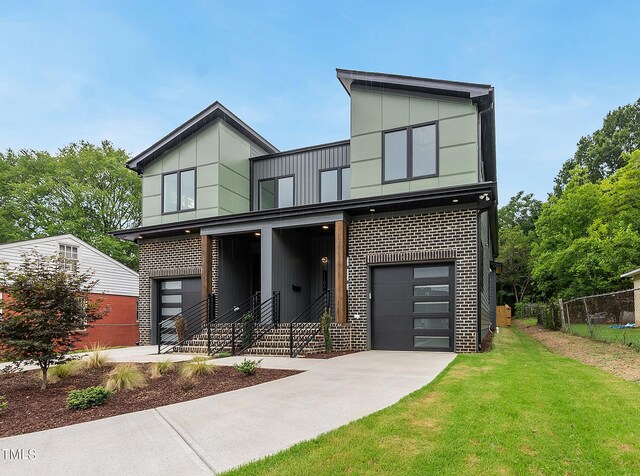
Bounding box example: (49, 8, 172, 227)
(321, 256, 329, 264)
(322, 225, 329, 230)
(255, 232, 261, 237)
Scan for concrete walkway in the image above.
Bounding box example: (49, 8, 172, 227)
(0, 350, 455, 475)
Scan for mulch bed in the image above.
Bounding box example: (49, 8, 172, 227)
(0, 363, 299, 438)
(303, 350, 358, 359)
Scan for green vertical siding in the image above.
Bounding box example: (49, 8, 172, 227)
(350, 86, 479, 200)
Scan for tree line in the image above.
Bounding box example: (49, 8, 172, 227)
(498, 98, 640, 306)
(0, 141, 141, 270)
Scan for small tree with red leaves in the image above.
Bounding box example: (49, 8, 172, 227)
(0, 251, 108, 389)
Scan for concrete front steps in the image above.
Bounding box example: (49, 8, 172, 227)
(174, 322, 323, 356)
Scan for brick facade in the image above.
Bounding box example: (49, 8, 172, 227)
(347, 209, 479, 353)
(138, 236, 219, 345)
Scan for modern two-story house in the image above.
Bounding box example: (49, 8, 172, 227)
(114, 69, 498, 354)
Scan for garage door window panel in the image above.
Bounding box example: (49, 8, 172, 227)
(414, 336, 450, 349)
(413, 284, 449, 297)
(414, 301, 449, 314)
(414, 318, 449, 330)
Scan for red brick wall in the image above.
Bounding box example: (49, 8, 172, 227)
(76, 293, 139, 348)
(1, 292, 139, 348)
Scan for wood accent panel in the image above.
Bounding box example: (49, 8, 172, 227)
(201, 235, 212, 301)
(335, 220, 347, 324)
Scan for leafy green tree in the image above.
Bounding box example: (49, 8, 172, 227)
(496, 191, 542, 306)
(498, 191, 542, 235)
(553, 98, 640, 195)
(533, 151, 640, 299)
(0, 141, 141, 269)
(0, 252, 109, 389)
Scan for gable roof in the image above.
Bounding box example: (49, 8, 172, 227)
(0, 234, 138, 278)
(621, 267, 640, 278)
(126, 101, 279, 173)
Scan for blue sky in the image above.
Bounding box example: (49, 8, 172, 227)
(1, 1, 639, 203)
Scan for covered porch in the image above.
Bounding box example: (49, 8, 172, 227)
(201, 212, 348, 325)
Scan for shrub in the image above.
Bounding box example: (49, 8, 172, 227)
(150, 359, 176, 379)
(215, 351, 231, 358)
(84, 344, 110, 369)
(177, 377, 195, 392)
(233, 358, 262, 376)
(242, 312, 254, 347)
(104, 363, 147, 392)
(180, 359, 215, 378)
(67, 386, 112, 410)
(0, 395, 7, 412)
(175, 316, 187, 343)
(50, 360, 84, 380)
(322, 307, 333, 353)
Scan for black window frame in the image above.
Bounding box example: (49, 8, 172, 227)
(319, 166, 350, 203)
(258, 174, 296, 210)
(161, 168, 197, 215)
(381, 121, 439, 184)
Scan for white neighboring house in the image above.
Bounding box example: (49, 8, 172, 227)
(0, 234, 140, 347)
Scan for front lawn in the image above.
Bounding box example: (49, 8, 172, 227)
(566, 323, 640, 348)
(225, 328, 640, 475)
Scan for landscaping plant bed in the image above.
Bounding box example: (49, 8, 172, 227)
(0, 363, 300, 438)
(303, 350, 358, 359)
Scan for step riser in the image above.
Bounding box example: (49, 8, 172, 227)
(166, 323, 323, 356)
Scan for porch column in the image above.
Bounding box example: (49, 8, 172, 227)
(201, 235, 212, 301)
(335, 220, 347, 324)
(260, 225, 273, 305)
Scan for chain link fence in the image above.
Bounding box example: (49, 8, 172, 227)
(515, 302, 562, 330)
(560, 288, 640, 348)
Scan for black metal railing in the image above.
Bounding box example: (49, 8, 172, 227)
(209, 292, 280, 356)
(158, 294, 216, 354)
(289, 289, 332, 358)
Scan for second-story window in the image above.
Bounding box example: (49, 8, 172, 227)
(163, 169, 195, 213)
(320, 167, 351, 203)
(383, 122, 437, 183)
(259, 176, 295, 210)
(59, 244, 78, 272)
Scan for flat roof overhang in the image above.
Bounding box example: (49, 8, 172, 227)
(112, 182, 497, 247)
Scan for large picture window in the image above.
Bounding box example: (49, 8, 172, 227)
(259, 176, 295, 210)
(163, 169, 196, 214)
(383, 122, 437, 183)
(320, 166, 351, 203)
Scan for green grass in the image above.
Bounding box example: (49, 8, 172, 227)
(224, 328, 640, 476)
(567, 323, 640, 347)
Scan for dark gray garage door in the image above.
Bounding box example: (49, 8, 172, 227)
(158, 277, 201, 323)
(372, 263, 454, 351)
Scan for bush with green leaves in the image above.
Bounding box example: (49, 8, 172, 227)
(233, 358, 262, 376)
(104, 363, 147, 391)
(66, 386, 112, 410)
(180, 358, 215, 378)
(0, 395, 7, 412)
(215, 351, 231, 358)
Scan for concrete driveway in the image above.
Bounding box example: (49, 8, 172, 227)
(0, 350, 455, 475)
